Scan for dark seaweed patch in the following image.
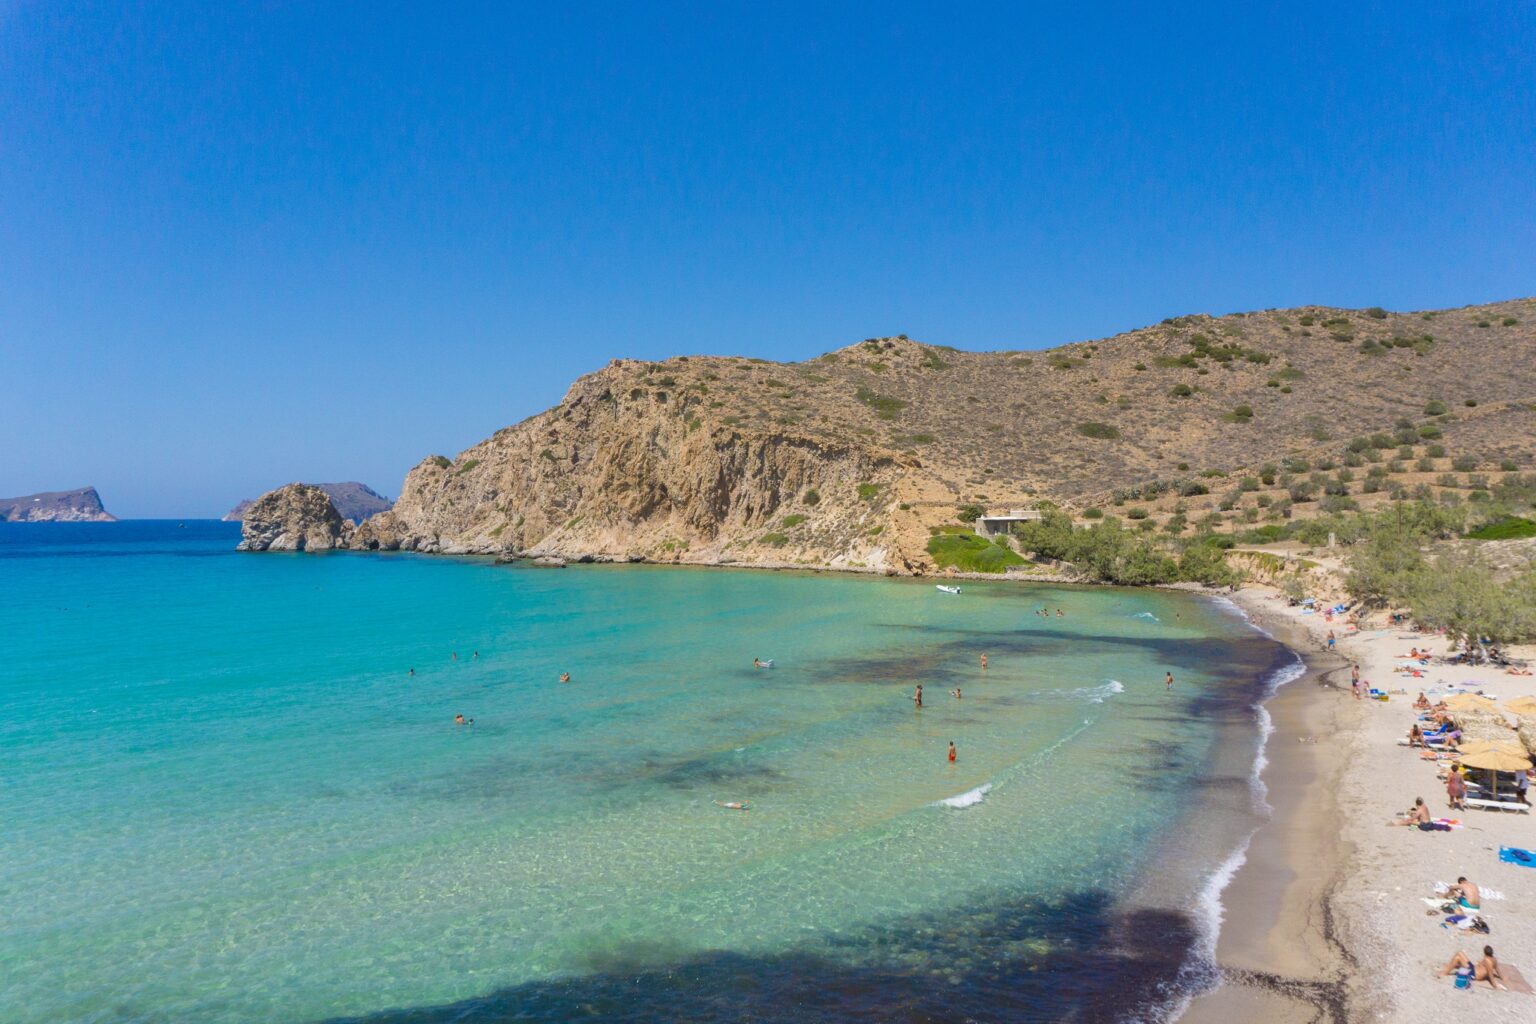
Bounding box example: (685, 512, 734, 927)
(320, 890, 1207, 1024)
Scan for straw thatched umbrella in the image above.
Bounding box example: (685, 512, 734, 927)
(1459, 748, 1533, 801)
(1455, 712, 1519, 744)
(1456, 738, 1527, 757)
(1504, 695, 1536, 716)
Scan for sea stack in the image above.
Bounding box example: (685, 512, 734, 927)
(237, 483, 355, 552)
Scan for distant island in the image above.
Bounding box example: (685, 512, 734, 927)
(225, 482, 391, 523)
(0, 486, 117, 522)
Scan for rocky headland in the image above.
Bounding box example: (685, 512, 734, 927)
(0, 487, 117, 522)
(239, 298, 1536, 573)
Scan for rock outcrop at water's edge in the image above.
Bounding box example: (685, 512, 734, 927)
(237, 484, 355, 552)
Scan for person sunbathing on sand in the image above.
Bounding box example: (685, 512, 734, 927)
(1391, 797, 1431, 826)
(1439, 945, 1506, 990)
(1414, 692, 1430, 710)
(1408, 724, 1424, 746)
(1450, 876, 1481, 910)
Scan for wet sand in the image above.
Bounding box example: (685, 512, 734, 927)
(1180, 596, 1357, 1023)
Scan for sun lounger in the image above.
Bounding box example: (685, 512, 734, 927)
(1465, 798, 1529, 813)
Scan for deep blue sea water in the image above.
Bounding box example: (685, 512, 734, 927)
(0, 521, 1293, 1023)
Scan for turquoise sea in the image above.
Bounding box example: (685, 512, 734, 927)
(0, 522, 1295, 1023)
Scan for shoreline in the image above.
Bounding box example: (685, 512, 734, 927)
(1178, 588, 1357, 1023)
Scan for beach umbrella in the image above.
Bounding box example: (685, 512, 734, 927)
(1459, 748, 1532, 801)
(1456, 738, 1527, 757)
(1445, 694, 1499, 713)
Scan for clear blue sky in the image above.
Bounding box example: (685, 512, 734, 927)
(3, 3, 1533, 517)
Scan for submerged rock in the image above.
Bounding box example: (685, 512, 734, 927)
(237, 484, 354, 552)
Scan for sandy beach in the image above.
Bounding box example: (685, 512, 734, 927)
(1184, 585, 1536, 1023)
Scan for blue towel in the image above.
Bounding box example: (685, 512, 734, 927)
(1499, 846, 1536, 868)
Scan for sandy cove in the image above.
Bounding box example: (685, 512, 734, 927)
(1182, 584, 1536, 1023)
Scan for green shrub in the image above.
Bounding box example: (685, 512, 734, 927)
(1298, 315, 1316, 326)
(428, 455, 453, 469)
(857, 483, 881, 501)
(1417, 425, 1442, 439)
(1465, 399, 1478, 407)
(1468, 517, 1536, 541)
(1424, 399, 1447, 416)
(926, 533, 1024, 573)
(1365, 306, 1388, 319)
(803, 488, 821, 506)
(781, 514, 807, 528)
(1427, 444, 1446, 458)
(1082, 507, 1104, 519)
(1452, 456, 1477, 472)
(1227, 405, 1254, 422)
(855, 387, 906, 419)
(455, 458, 480, 475)
(957, 503, 985, 523)
(1077, 421, 1121, 439)
(1126, 507, 1149, 520)
(1170, 383, 1194, 398)
(760, 533, 789, 547)
(1503, 317, 1519, 326)
(1500, 460, 1519, 472)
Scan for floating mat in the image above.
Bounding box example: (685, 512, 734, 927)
(1498, 846, 1536, 868)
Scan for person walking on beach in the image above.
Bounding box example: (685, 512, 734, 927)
(1446, 768, 1466, 810)
(947, 741, 957, 763)
(1165, 671, 1173, 691)
(1326, 630, 1336, 652)
(912, 685, 923, 708)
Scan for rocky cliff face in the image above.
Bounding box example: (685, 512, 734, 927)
(0, 487, 116, 522)
(237, 484, 354, 551)
(346, 359, 924, 570)
(225, 482, 392, 522)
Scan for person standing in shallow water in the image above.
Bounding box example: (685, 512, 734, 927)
(979, 654, 988, 670)
(948, 741, 957, 763)
(1165, 671, 1173, 691)
(912, 685, 923, 708)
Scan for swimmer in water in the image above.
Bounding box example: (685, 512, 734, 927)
(1057, 609, 1064, 617)
(715, 801, 748, 810)
(1165, 671, 1174, 691)
(948, 741, 957, 763)
(559, 672, 570, 683)
(913, 685, 923, 708)
(473, 651, 479, 659)
(980, 654, 988, 670)
(951, 687, 962, 700)
(409, 668, 414, 676)
(753, 658, 763, 668)
(454, 713, 465, 726)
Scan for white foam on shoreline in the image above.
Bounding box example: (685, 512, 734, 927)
(1133, 610, 1161, 622)
(934, 782, 991, 809)
(1138, 602, 1307, 1023)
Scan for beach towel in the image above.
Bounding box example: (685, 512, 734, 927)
(1499, 846, 1536, 868)
(1501, 964, 1535, 995)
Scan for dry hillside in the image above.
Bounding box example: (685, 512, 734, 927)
(258, 298, 1536, 573)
